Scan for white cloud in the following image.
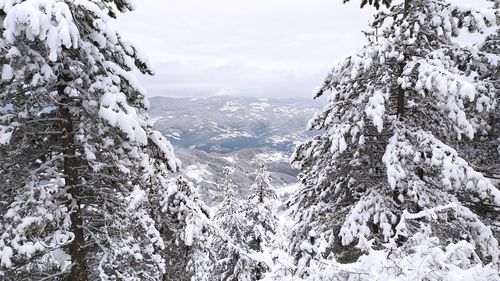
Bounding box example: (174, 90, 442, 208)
(115, 0, 492, 99)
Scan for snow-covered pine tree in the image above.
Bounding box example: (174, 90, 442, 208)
(456, 0, 500, 241)
(295, 230, 328, 279)
(156, 175, 259, 281)
(236, 164, 279, 279)
(215, 167, 245, 242)
(291, 0, 500, 278)
(211, 166, 250, 280)
(208, 166, 264, 281)
(0, 0, 181, 280)
(475, 0, 499, 180)
(246, 164, 278, 252)
(156, 176, 213, 280)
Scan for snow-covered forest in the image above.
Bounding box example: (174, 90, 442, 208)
(0, 0, 499, 280)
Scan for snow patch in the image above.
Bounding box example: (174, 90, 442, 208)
(211, 131, 253, 140)
(0, 125, 13, 145)
(185, 164, 212, 183)
(255, 152, 287, 163)
(221, 101, 242, 112)
(220, 156, 236, 164)
(249, 102, 271, 111)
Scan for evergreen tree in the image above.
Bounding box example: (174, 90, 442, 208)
(456, 0, 500, 239)
(156, 176, 213, 280)
(0, 0, 182, 279)
(246, 164, 278, 252)
(295, 230, 328, 279)
(206, 166, 266, 281)
(215, 167, 246, 243)
(236, 164, 279, 279)
(211, 166, 251, 280)
(290, 0, 500, 278)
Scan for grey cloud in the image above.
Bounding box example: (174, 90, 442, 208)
(117, 0, 489, 99)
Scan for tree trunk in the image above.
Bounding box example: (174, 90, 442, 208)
(393, 0, 411, 220)
(59, 85, 88, 281)
(404, 0, 410, 16)
(397, 0, 410, 119)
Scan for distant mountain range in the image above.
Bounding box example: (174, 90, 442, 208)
(148, 96, 323, 153)
(148, 95, 324, 203)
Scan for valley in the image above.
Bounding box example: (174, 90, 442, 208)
(149, 95, 323, 203)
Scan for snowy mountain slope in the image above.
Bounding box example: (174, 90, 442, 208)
(172, 148, 299, 205)
(149, 96, 323, 153)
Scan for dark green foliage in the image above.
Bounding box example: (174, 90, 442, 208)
(343, 0, 392, 9)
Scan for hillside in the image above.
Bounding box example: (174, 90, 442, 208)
(149, 95, 322, 153)
(149, 96, 322, 203)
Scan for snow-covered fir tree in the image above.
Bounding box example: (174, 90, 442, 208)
(294, 230, 328, 279)
(156, 176, 214, 280)
(156, 175, 260, 281)
(215, 167, 245, 242)
(456, 0, 500, 241)
(290, 0, 500, 279)
(0, 1, 214, 280)
(235, 164, 279, 279)
(246, 164, 278, 252)
(211, 166, 253, 280)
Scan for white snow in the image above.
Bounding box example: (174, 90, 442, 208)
(365, 90, 387, 133)
(185, 164, 212, 183)
(1, 64, 13, 81)
(276, 183, 301, 198)
(254, 152, 287, 163)
(220, 156, 236, 164)
(0, 125, 13, 145)
(221, 101, 242, 112)
(99, 92, 148, 145)
(4, 0, 80, 61)
(249, 102, 271, 111)
(211, 131, 253, 140)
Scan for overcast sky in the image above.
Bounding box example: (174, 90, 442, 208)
(115, 0, 491, 99)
